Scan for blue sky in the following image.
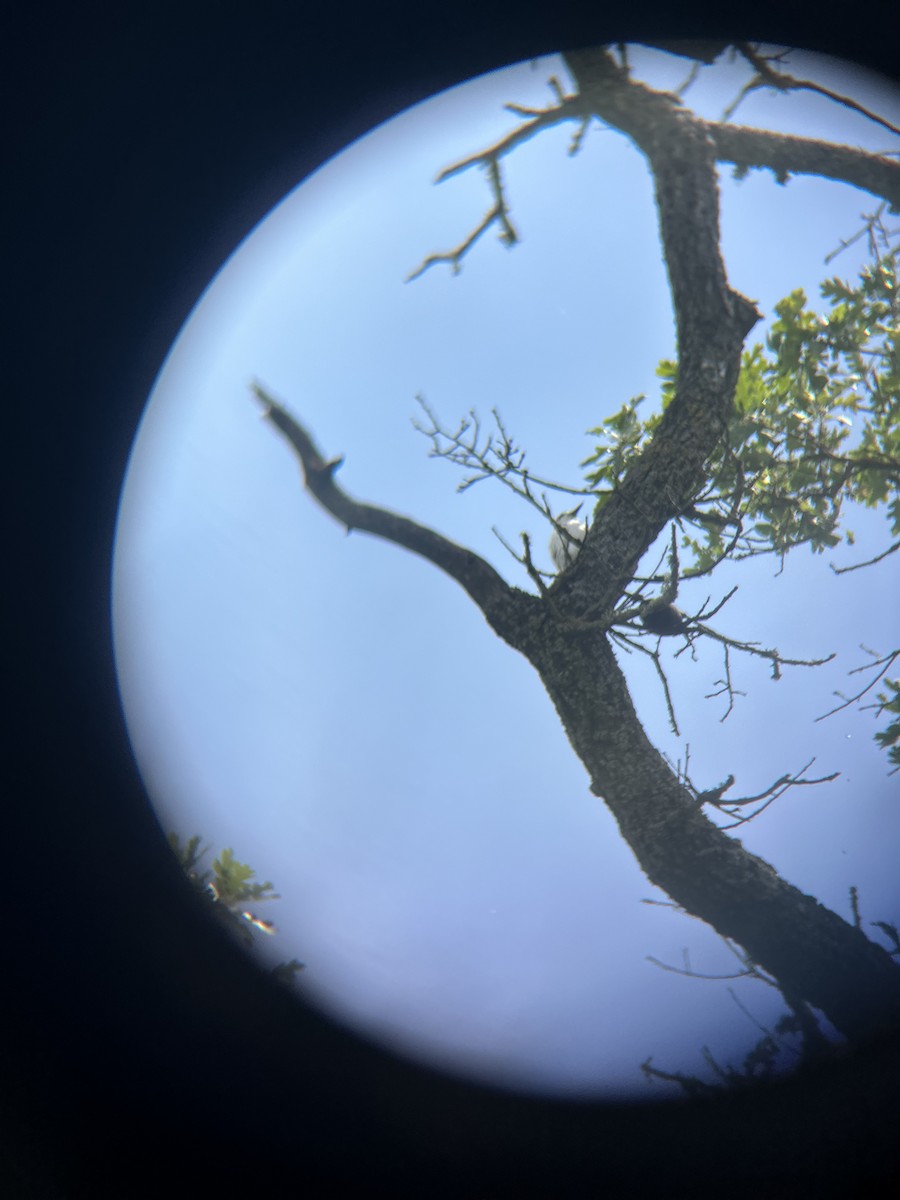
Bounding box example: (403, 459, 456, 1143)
(112, 46, 899, 1098)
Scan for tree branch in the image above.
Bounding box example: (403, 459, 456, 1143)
(731, 42, 900, 140)
(706, 123, 900, 210)
(553, 48, 761, 620)
(406, 86, 589, 281)
(250, 383, 537, 641)
(816, 647, 900, 720)
(705, 758, 841, 829)
(435, 87, 588, 183)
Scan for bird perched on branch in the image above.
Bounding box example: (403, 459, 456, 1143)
(549, 508, 587, 573)
(641, 602, 688, 637)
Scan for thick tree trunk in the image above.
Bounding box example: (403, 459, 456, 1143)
(522, 621, 900, 1042)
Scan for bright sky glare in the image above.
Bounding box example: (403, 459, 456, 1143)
(113, 46, 899, 1098)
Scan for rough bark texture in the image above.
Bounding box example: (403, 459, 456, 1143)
(707, 123, 900, 210)
(256, 48, 900, 1045)
(526, 626, 900, 1042)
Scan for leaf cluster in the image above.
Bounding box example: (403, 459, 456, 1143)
(582, 395, 662, 496)
(209, 846, 279, 907)
(168, 833, 282, 948)
(582, 250, 900, 573)
(873, 678, 900, 772)
(169, 835, 279, 907)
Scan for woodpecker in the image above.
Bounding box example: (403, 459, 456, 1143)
(549, 508, 587, 573)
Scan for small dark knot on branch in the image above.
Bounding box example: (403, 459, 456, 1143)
(696, 774, 736, 808)
(312, 455, 345, 479)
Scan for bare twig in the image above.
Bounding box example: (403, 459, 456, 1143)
(824, 203, 890, 264)
(406, 157, 518, 281)
(646, 953, 754, 982)
(519, 531, 552, 595)
(675, 59, 703, 98)
(406, 87, 590, 281)
(872, 920, 900, 956)
(816, 646, 900, 720)
(413, 396, 610, 584)
(703, 642, 744, 722)
(831, 536, 900, 574)
(730, 43, 900, 139)
(850, 885, 862, 930)
(618, 634, 682, 736)
(710, 758, 839, 829)
(413, 396, 600, 509)
(695, 620, 835, 683)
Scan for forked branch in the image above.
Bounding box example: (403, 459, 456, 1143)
(406, 82, 591, 281)
(250, 382, 534, 637)
(727, 43, 900, 139)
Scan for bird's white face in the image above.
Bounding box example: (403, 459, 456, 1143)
(549, 513, 587, 572)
